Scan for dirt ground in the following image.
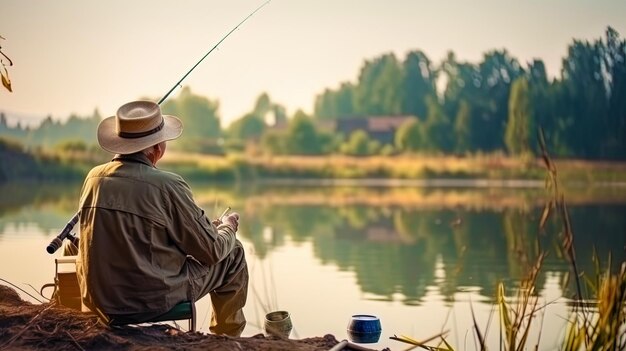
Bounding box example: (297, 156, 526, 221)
(0, 284, 385, 351)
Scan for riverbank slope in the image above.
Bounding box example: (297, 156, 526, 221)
(0, 285, 346, 351)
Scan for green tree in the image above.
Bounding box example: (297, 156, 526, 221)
(453, 100, 471, 153)
(505, 77, 533, 156)
(475, 50, 524, 151)
(313, 83, 356, 119)
(228, 93, 285, 147)
(260, 129, 288, 155)
(272, 104, 288, 126)
(421, 95, 452, 152)
(560, 39, 608, 158)
(253, 92, 272, 116)
(603, 27, 626, 159)
(286, 110, 323, 155)
(161, 86, 221, 139)
(354, 53, 403, 115)
(395, 117, 422, 152)
(161, 86, 222, 153)
(441, 52, 483, 152)
(526, 59, 560, 153)
(340, 130, 380, 156)
(402, 50, 437, 118)
(228, 113, 266, 141)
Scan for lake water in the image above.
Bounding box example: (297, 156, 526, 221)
(1, 180, 625, 350)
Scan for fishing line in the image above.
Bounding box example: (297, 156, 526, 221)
(158, 0, 271, 105)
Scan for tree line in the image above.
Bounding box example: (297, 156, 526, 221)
(315, 26, 625, 159)
(1, 27, 624, 160)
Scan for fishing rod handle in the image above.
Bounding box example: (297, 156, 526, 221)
(46, 212, 79, 254)
(46, 238, 64, 254)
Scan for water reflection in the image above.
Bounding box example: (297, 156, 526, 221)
(244, 203, 626, 305)
(1, 181, 625, 306)
(0, 182, 80, 236)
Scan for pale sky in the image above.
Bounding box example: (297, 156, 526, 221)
(1, 0, 625, 127)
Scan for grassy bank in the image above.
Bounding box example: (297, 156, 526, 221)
(4, 140, 626, 184)
(0, 139, 87, 183)
(160, 152, 626, 184)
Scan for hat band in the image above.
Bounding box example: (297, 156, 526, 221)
(117, 120, 165, 139)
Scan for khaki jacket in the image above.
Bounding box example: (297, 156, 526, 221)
(76, 153, 236, 317)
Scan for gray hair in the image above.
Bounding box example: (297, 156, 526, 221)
(141, 142, 165, 158)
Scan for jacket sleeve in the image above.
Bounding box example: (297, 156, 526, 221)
(165, 175, 236, 266)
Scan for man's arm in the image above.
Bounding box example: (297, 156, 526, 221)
(166, 176, 238, 266)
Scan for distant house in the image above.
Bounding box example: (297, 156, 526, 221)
(265, 115, 418, 145)
(334, 116, 417, 144)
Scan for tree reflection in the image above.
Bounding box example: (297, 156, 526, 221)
(2, 181, 625, 303)
(238, 203, 626, 304)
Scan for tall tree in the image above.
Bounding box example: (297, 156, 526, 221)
(402, 50, 437, 119)
(228, 113, 266, 141)
(394, 118, 422, 152)
(286, 110, 323, 155)
(354, 53, 403, 115)
(475, 50, 524, 151)
(422, 95, 452, 152)
(505, 77, 532, 156)
(160, 87, 222, 153)
(453, 99, 471, 154)
(560, 39, 608, 158)
(602, 27, 626, 159)
(526, 60, 552, 150)
(441, 52, 485, 152)
(314, 88, 337, 119)
(313, 82, 356, 119)
(161, 86, 221, 139)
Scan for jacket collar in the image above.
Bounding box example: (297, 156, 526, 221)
(112, 152, 154, 167)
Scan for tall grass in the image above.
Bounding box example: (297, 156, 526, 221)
(161, 151, 626, 183)
(392, 129, 626, 350)
(489, 129, 626, 351)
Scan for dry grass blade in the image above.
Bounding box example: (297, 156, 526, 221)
(559, 196, 584, 302)
(497, 282, 512, 341)
(497, 251, 546, 351)
(0, 278, 44, 303)
(1, 69, 11, 92)
(390, 331, 451, 351)
(468, 299, 486, 351)
(537, 128, 555, 174)
(538, 200, 552, 231)
(1, 35, 14, 93)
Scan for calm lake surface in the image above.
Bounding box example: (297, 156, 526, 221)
(1, 179, 625, 350)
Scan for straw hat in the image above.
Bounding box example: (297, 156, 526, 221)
(97, 100, 183, 154)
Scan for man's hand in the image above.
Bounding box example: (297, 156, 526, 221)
(223, 212, 239, 233)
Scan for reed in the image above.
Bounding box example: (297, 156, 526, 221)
(496, 129, 626, 350)
(560, 262, 626, 350)
(495, 253, 546, 351)
(392, 129, 626, 350)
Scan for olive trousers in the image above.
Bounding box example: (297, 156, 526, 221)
(64, 240, 248, 337)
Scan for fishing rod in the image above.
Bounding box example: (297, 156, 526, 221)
(45, 1, 271, 254)
(158, 0, 271, 105)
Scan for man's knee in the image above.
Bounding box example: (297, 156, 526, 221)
(233, 239, 245, 259)
(230, 240, 247, 277)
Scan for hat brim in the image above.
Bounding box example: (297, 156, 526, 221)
(97, 114, 183, 154)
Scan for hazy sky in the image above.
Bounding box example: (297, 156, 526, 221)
(1, 0, 625, 127)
